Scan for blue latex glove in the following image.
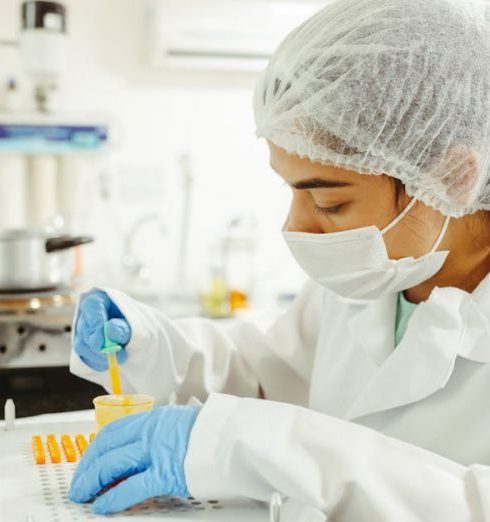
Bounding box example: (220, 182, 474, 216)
(68, 405, 200, 515)
(74, 290, 131, 371)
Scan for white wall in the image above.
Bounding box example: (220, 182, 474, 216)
(0, 0, 304, 306)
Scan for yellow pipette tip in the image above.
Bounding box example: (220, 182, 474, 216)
(107, 351, 123, 395)
(102, 322, 124, 395)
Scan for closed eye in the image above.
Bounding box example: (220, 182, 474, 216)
(314, 203, 345, 216)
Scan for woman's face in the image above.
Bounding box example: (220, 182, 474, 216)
(268, 141, 447, 260)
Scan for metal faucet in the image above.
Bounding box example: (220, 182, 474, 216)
(122, 213, 166, 282)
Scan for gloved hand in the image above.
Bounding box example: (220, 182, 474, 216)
(74, 290, 131, 371)
(68, 405, 200, 514)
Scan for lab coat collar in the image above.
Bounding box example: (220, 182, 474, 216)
(347, 292, 398, 366)
(345, 272, 490, 420)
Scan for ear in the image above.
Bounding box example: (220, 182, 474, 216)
(437, 145, 481, 207)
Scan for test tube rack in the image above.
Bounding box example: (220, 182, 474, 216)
(0, 418, 268, 521)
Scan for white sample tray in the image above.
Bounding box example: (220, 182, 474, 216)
(0, 419, 268, 522)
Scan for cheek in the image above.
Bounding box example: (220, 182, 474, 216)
(352, 193, 397, 229)
(383, 217, 442, 260)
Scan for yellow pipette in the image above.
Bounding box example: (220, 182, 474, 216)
(107, 352, 122, 394)
(102, 323, 123, 395)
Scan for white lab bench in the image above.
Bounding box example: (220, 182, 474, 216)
(0, 410, 269, 522)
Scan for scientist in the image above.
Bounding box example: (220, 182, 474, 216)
(68, 0, 490, 519)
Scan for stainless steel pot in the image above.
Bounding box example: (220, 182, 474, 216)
(0, 230, 93, 291)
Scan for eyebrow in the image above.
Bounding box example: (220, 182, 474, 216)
(291, 178, 353, 190)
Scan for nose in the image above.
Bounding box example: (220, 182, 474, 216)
(284, 192, 324, 233)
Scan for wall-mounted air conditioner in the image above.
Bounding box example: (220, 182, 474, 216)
(146, 0, 327, 71)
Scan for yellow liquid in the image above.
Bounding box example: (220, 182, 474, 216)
(107, 352, 123, 395)
(93, 394, 155, 431)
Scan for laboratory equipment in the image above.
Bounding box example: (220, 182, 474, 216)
(0, 230, 92, 291)
(3, 78, 22, 113)
(0, 50, 110, 413)
(0, 1, 112, 418)
(200, 275, 231, 318)
(4, 398, 15, 430)
(74, 290, 130, 371)
(101, 322, 124, 395)
(200, 217, 257, 317)
(107, 351, 123, 394)
(70, 405, 201, 513)
(0, 155, 27, 229)
(122, 213, 166, 285)
(93, 394, 155, 432)
(20, 0, 67, 113)
(222, 217, 257, 309)
(0, 287, 105, 419)
(0, 412, 269, 521)
(32, 432, 94, 464)
(28, 155, 58, 226)
(0, 117, 108, 418)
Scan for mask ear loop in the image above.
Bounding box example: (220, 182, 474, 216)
(380, 191, 450, 252)
(381, 196, 418, 235)
(429, 215, 451, 253)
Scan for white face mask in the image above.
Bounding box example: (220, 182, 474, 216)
(283, 198, 451, 300)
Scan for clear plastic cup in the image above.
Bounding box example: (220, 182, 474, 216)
(93, 394, 155, 431)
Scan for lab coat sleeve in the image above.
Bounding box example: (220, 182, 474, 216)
(185, 394, 486, 522)
(69, 281, 323, 406)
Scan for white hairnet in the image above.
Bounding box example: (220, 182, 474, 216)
(254, 0, 490, 217)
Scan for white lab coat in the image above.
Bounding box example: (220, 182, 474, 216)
(70, 275, 490, 521)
